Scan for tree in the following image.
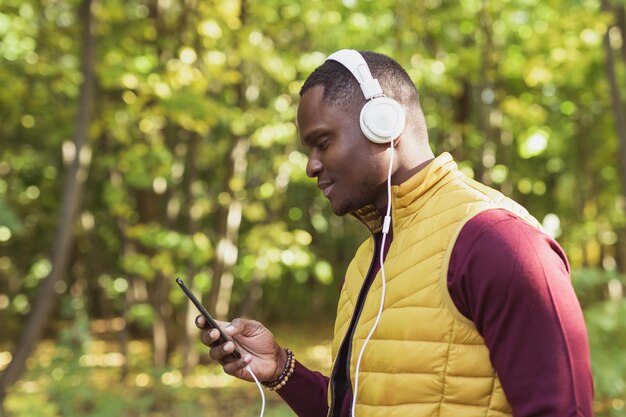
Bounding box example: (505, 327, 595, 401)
(0, 0, 95, 408)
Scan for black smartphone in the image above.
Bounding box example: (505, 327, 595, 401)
(176, 278, 241, 359)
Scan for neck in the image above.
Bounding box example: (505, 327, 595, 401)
(373, 144, 435, 214)
(391, 143, 435, 186)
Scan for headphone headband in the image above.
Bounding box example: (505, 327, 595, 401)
(325, 49, 405, 144)
(326, 49, 383, 100)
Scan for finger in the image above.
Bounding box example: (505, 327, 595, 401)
(200, 329, 223, 346)
(222, 354, 252, 376)
(208, 340, 238, 361)
(195, 315, 207, 329)
(196, 315, 230, 327)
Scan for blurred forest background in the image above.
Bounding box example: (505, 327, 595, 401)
(1, 0, 626, 415)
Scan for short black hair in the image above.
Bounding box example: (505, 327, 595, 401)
(300, 51, 421, 117)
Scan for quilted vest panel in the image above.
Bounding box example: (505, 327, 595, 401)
(330, 153, 540, 417)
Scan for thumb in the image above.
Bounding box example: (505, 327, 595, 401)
(223, 318, 247, 337)
(227, 318, 266, 338)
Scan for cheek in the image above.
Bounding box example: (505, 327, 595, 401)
(354, 151, 388, 181)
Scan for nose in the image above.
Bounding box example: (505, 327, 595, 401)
(306, 155, 323, 178)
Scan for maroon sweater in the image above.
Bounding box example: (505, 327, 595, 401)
(277, 209, 594, 416)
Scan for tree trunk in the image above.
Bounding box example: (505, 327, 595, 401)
(207, 0, 249, 321)
(150, 271, 174, 366)
(208, 137, 248, 320)
(181, 274, 200, 375)
(152, 292, 168, 367)
(602, 0, 626, 272)
(477, 0, 496, 186)
(0, 0, 95, 406)
(237, 270, 265, 318)
(115, 207, 134, 382)
(602, 0, 626, 197)
(181, 137, 201, 375)
(613, 4, 626, 64)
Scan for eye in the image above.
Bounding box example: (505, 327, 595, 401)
(316, 137, 329, 151)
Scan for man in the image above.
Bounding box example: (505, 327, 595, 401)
(197, 50, 594, 416)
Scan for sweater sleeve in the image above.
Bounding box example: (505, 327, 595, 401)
(447, 209, 594, 416)
(276, 361, 330, 417)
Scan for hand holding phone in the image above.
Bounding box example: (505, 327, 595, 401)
(176, 278, 241, 359)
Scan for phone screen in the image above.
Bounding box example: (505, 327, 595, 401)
(176, 278, 241, 359)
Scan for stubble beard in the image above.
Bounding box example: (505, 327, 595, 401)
(333, 177, 387, 217)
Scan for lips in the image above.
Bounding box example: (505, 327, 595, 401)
(318, 181, 334, 198)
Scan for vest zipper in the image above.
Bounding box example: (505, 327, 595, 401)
(327, 233, 380, 417)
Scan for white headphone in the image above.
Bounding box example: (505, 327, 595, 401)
(326, 49, 405, 144)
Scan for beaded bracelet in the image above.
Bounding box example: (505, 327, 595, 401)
(263, 348, 295, 391)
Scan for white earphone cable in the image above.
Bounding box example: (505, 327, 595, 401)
(246, 364, 266, 417)
(350, 140, 395, 417)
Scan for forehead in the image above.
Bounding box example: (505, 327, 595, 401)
(298, 85, 331, 119)
(297, 86, 356, 144)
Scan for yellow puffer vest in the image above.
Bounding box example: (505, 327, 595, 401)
(329, 153, 541, 417)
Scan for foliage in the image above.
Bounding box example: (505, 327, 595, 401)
(573, 269, 626, 415)
(1, 0, 626, 414)
(5, 345, 294, 417)
(5, 322, 333, 417)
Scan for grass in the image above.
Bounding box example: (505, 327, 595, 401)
(2, 321, 335, 417)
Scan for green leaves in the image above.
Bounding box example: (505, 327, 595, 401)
(118, 143, 173, 189)
(1, 0, 626, 413)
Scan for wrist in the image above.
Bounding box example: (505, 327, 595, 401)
(272, 347, 289, 381)
(262, 348, 295, 391)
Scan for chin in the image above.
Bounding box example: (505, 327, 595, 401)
(330, 200, 356, 217)
(330, 205, 347, 216)
(332, 208, 350, 216)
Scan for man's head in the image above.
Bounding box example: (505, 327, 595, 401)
(297, 50, 432, 215)
(300, 51, 427, 142)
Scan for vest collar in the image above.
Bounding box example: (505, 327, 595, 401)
(351, 152, 460, 233)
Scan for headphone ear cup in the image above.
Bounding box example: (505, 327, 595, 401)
(360, 97, 406, 144)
